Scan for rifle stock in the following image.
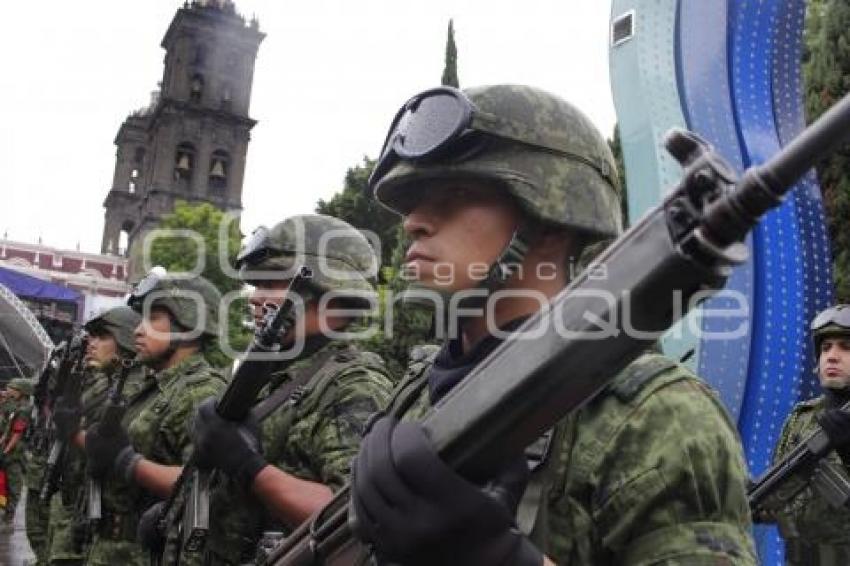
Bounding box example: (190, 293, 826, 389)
(266, 91, 850, 565)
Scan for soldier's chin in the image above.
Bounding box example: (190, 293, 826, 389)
(822, 376, 850, 389)
(85, 360, 103, 369)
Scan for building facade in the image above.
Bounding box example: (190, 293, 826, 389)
(101, 0, 264, 256)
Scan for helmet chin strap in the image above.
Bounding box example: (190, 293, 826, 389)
(481, 225, 532, 293)
(449, 225, 532, 338)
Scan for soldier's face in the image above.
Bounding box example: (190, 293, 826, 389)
(134, 307, 174, 363)
(85, 331, 119, 369)
(818, 336, 850, 389)
(402, 183, 519, 292)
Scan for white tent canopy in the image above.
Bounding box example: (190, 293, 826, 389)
(0, 282, 54, 381)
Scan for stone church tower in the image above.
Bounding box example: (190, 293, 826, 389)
(101, 0, 264, 256)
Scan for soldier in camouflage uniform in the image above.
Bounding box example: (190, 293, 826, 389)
(348, 84, 757, 565)
(24, 418, 50, 566)
(178, 214, 392, 565)
(759, 304, 850, 564)
(44, 307, 142, 565)
(81, 275, 226, 566)
(1, 378, 33, 526)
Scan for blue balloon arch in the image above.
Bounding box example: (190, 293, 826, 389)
(609, 1, 834, 563)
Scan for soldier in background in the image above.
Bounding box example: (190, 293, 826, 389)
(44, 306, 144, 566)
(760, 305, 850, 564)
(1, 378, 34, 527)
(82, 275, 226, 566)
(349, 84, 757, 565)
(180, 214, 393, 565)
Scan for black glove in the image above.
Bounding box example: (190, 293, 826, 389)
(191, 398, 267, 489)
(84, 424, 140, 481)
(817, 408, 850, 449)
(351, 417, 543, 566)
(52, 396, 82, 441)
(137, 501, 166, 554)
(0, 452, 5, 468)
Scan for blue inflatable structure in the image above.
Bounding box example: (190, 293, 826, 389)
(609, 1, 834, 563)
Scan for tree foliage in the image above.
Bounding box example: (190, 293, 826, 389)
(147, 200, 251, 366)
(804, 0, 850, 300)
(315, 158, 401, 274)
(607, 124, 629, 227)
(442, 19, 460, 88)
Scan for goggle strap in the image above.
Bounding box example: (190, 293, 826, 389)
(471, 111, 614, 184)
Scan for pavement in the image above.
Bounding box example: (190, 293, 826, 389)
(0, 488, 36, 566)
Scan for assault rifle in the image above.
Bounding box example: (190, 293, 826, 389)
(267, 91, 850, 566)
(29, 344, 66, 454)
(87, 357, 137, 523)
(40, 332, 88, 502)
(156, 266, 313, 562)
(749, 401, 850, 517)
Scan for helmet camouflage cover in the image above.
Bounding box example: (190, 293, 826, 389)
(373, 84, 623, 240)
(7, 377, 34, 396)
(238, 214, 377, 298)
(84, 305, 141, 354)
(811, 304, 850, 353)
(128, 274, 221, 339)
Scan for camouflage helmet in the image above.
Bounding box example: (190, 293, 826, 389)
(128, 272, 221, 339)
(7, 378, 34, 396)
(83, 305, 141, 354)
(811, 304, 850, 353)
(371, 84, 623, 240)
(236, 214, 377, 298)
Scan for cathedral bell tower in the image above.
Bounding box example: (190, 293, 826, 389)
(101, 0, 264, 256)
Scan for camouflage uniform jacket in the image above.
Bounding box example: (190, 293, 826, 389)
(393, 349, 757, 565)
(46, 368, 111, 563)
(85, 354, 224, 566)
(193, 340, 392, 566)
(766, 395, 850, 565)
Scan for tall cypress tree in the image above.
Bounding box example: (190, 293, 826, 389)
(442, 19, 459, 87)
(804, 0, 850, 300)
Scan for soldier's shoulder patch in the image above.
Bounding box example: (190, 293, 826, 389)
(608, 353, 678, 402)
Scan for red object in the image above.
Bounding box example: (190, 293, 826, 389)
(0, 468, 7, 509)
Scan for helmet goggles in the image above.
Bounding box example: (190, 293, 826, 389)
(127, 271, 163, 311)
(811, 304, 850, 333)
(235, 226, 280, 269)
(369, 86, 613, 189)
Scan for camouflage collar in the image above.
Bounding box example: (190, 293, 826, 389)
(267, 337, 339, 391)
(153, 352, 208, 390)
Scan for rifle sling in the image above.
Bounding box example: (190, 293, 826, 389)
(251, 348, 339, 422)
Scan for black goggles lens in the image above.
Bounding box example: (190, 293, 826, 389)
(236, 226, 273, 267)
(811, 305, 850, 331)
(371, 87, 472, 187)
(393, 90, 470, 158)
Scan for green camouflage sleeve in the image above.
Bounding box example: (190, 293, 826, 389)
(160, 373, 225, 463)
(280, 366, 391, 490)
(548, 365, 757, 565)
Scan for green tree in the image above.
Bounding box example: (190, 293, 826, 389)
(316, 157, 401, 274)
(147, 200, 251, 366)
(607, 124, 629, 227)
(316, 160, 436, 378)
(804, 0, 850, 300)
(442, 19, 459, 88)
